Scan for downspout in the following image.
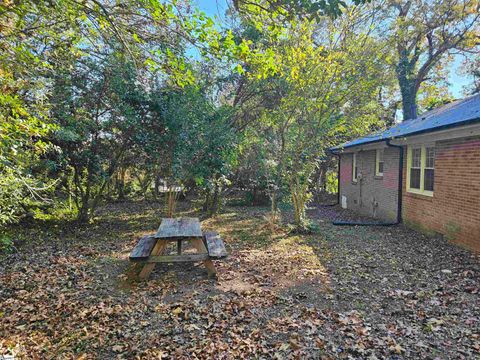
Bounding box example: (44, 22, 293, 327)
(386, 139, 404, 224)
(336, 154, 341, 205)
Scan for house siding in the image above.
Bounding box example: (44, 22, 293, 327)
(339, 148, 399, 221)
(402, 136, 480, 252)
(338, 135, 480, 252)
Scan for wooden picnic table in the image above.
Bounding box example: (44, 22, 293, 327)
(130, 217, 227, 280)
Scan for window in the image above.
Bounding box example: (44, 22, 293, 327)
(375, 149, 384, 176)
(352, 152, 358, 182)
(407, 145, 435, 196)
(410, 148, 422, 189)
(424, 147, 435, 191)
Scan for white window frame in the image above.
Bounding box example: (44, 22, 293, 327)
(375, 149, 384, 177)
(406, 144, 435, 197)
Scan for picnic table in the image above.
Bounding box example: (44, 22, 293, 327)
(129, 217, 227, 280)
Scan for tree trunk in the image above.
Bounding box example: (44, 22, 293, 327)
(396, 51, 419, 121)
(116, 168, 126, 200)
(153, 176, 160, 200)
(77, 195, 90, 222)
(202, 181, 222, 217)
(289, 174, 308, 232)
(165, 187, 178, 217)
(320, 165, 327, 192)
(399, 80, 418, 121)
(211, 183, 221, 216)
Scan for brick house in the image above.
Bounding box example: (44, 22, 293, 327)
(330, 94, 480, 252)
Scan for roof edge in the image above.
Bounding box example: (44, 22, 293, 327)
(330, 116, 480, 153)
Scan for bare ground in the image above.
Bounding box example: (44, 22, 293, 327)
(0, 199, 479, 359)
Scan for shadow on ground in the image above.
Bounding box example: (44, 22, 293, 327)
(0, 200, 478, 359)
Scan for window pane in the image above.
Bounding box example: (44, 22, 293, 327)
(378, 162, 384, 174)
(426, 147, 435, 168)
(410, 168, 421, 189)
(412, 148, 422, 168)
(424, 169, 434, 191)
(376, 150, 384, 175)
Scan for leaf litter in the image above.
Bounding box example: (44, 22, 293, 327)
(0, 200, 478, 359)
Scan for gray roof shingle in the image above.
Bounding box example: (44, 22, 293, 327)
(331, 93, 480, 151)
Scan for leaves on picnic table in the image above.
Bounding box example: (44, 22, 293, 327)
(0, 202, 479, 359)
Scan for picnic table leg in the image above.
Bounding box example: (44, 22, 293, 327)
(191, 238, 216, 277)
(139, 240, 167, 280)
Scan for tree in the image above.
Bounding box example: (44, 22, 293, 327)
(381, 0, 479, 119)
(461, 55, 480, 94)
(0, 0, 241, 222)
(232, 0, 370, 19)
(48, 53, 164, 221)
(163, 87, 238, 216)
(234, 10, 390, 230)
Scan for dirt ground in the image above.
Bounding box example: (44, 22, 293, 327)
(0, 199, 479, 359)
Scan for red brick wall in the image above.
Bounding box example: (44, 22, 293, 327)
(340, 154, 352, 185)
(402, 136, 480, 252)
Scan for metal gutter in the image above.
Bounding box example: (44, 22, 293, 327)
(329, 97, 480, 226)
(330, 116, 480, 153)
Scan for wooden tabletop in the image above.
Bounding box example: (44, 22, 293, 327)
(155, 217, 202, 238)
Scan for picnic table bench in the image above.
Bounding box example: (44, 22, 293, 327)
(130, 217, 227, 279)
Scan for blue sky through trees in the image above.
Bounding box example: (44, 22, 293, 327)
(195, 0, 474, 98)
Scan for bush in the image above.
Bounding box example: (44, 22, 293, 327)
(0, 168, 53, 226)
(0, 234, 14, 254)
(326, 170, 338, 194)
(0, 170, 30, 226)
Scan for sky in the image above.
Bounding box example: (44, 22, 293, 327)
(195, 0, 474, 98)
(197, 0, 228, 20)
(448, 56, 472, 97)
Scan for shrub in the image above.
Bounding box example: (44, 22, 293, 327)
(0, 234, 14, 254)
(0, 168, 53, 226)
